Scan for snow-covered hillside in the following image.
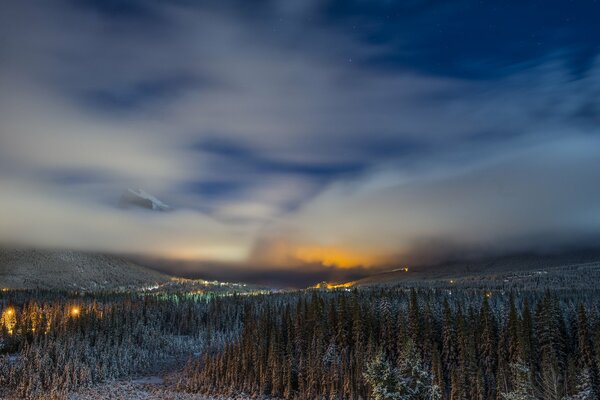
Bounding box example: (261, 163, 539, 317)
(0, 249, 170, 290)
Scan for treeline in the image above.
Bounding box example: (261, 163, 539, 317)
(177, 289, 600, 400)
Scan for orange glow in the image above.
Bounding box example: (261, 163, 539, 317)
(70, 307, 80, 317)
(293, 246, 379, 268)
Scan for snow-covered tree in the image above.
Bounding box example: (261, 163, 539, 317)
(398, 339, 441, 400)
(501, 362, 536, 400)
(364, 352, 409, 400)
(565, 368, 597, 400)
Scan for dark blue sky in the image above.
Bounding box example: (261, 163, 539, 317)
(73, 0, 600, 78)
(327, 0, 600, 78)
(1, 0, 600, 280)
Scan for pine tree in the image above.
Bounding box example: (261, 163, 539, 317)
(566, 368, 597, 400)
(576, 304, 599, 394)
(431, 344, 445, 398)
(408, 289, 422, 349)
(364, 352, 407, 400)
(442, 298, 456, 398)
(398, 339, 441, 400)
(480, 295, 498, 399)
(536, 293, 567, 400)
(500, 362, 536, 400)
(519, 299, 534, 368)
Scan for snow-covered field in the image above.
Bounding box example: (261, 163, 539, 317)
(70, 381, 205, 399)
(69, 379, 249, 400)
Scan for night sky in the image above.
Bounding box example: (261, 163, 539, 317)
(1, 1, 600, 286)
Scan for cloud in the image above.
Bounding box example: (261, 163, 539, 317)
(0, 178, 256, 261)
(0, 0, 599, 280)
(263, 134, 600, 267)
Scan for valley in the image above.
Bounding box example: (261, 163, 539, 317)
(2, 251, 600, 399)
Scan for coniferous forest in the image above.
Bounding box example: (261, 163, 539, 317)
(2, 281, 600, 400)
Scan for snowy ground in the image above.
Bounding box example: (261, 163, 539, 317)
(68, 378, 251, 400)
(69, 381, 208, 400)
(0, 371, 250, 400)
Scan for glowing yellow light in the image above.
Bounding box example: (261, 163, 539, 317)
(311, 281, 355, 290)
(2, 307, 17, 335)
(403, 267, 409, 272)
(70, 307, 80, 317)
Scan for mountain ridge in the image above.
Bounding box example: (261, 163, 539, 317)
(351, 248, 600, 286)
(0, 248, 171, 291)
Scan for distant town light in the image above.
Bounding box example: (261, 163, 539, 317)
(2, 307, 17, 335)
(70, 307, 80, 317)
